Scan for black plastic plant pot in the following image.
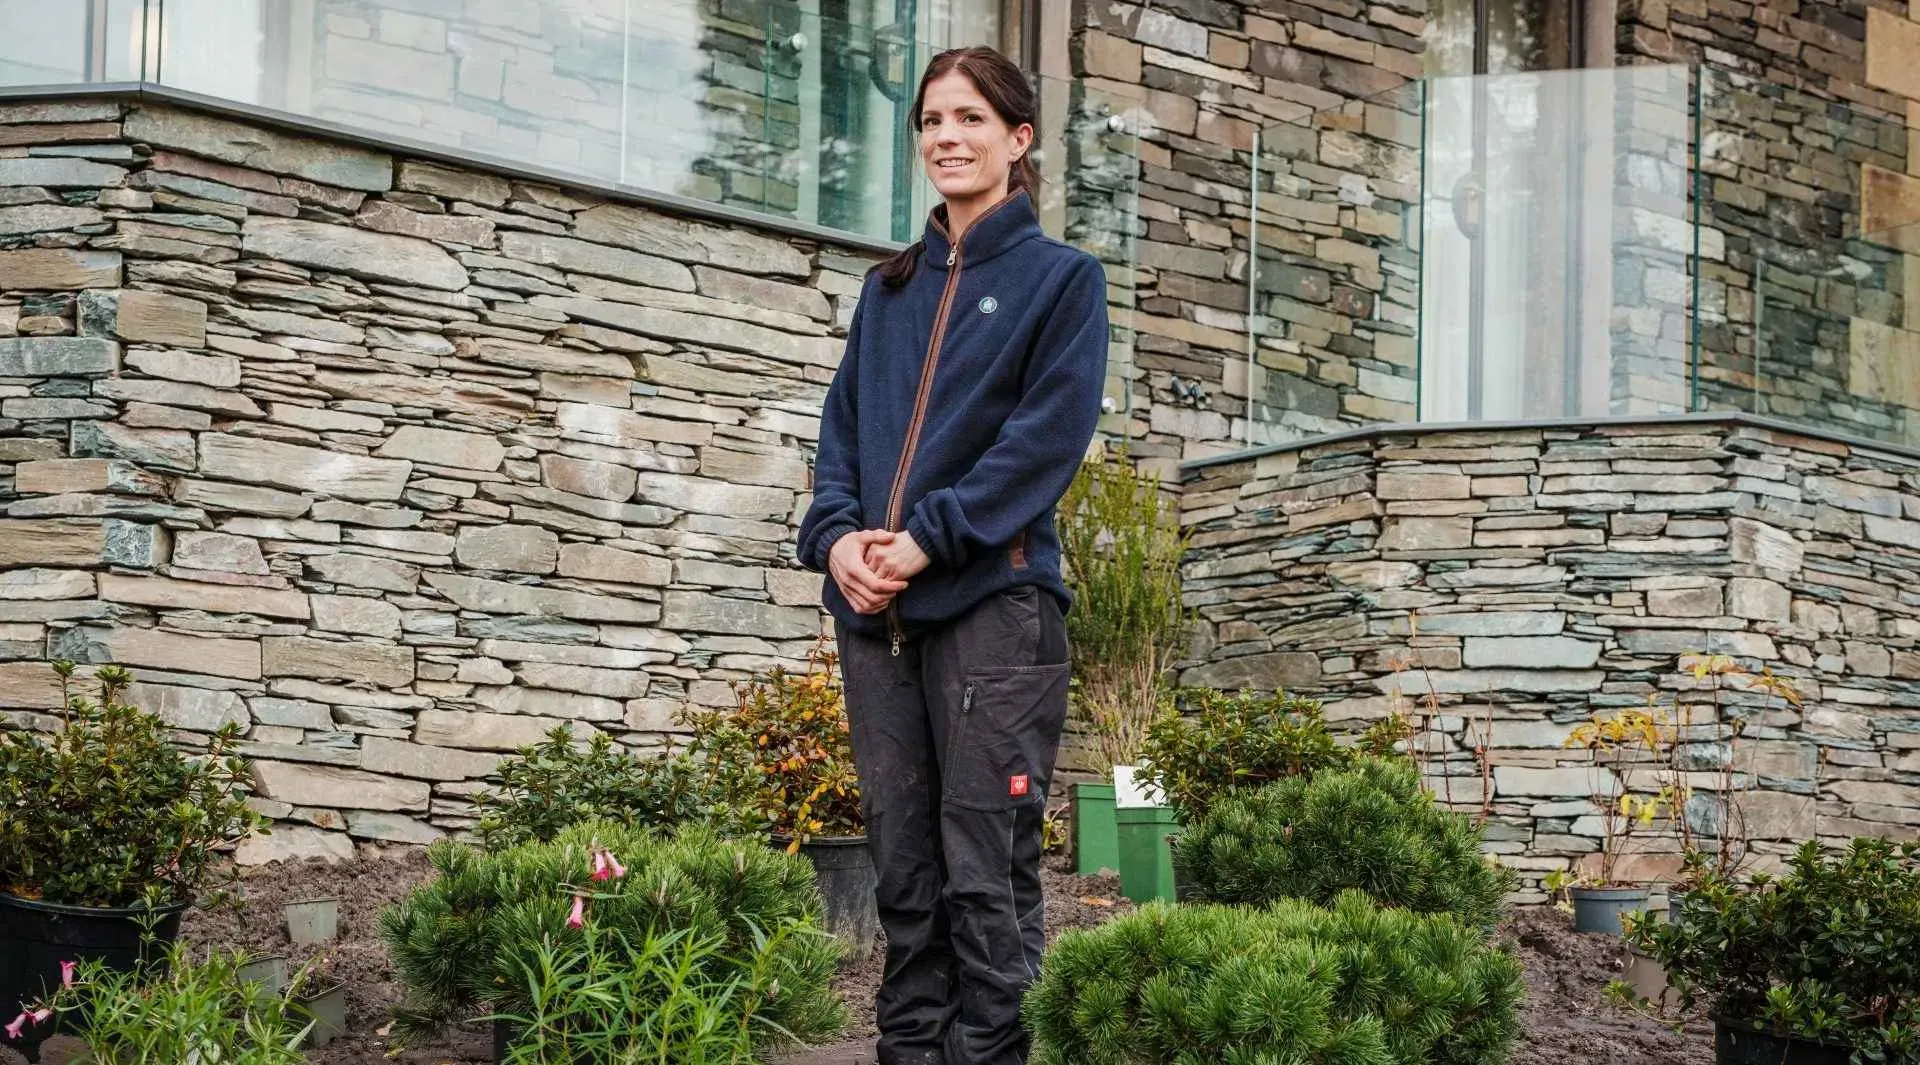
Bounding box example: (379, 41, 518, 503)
(772, 833, 879, 967)
(0, 893, 189, 1060)
(1715, 1020, 1852, 1065)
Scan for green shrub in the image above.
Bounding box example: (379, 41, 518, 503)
(1178, 758, 1513, 932)
(23, 945, 311, 1065)
(0, 663, 264, 907)
(495, 923, 796, 1065)
(379, 822, 843, 1052)
(1025, 893, 1523, 1065)
(1138, 688, 1407, 821)
(474, 727, 744, 850)
(1616, 838, 1920, 1060)
(682, 646, 861, 848)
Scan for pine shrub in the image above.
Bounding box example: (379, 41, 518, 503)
(378, 822, 844, 1052)
(473, 727, 744, 851)
(1025, 893, 1523, 1065)
(1178, 758, 1514, 932)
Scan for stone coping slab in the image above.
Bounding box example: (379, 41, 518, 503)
(1182, 412, 1920, 473)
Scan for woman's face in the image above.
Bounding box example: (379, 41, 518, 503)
(918, 71, 1032, 208)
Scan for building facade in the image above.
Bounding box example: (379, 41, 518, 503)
(0, 0, 1915, 887)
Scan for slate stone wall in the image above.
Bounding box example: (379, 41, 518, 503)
(1179, 418, 1920, 896)
(0, 97, 871, 862)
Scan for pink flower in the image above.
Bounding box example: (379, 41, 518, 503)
(590, 848, 627, 882)
(566, 895, 586, 929)
(27, 1009, 48, 1026)
(4, 1013, 27, 1040)
(59, 960, 76, 988)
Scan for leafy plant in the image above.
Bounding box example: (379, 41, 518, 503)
(1025, 892, 1524, 1065)
(1663, 653, 1801, 888)
(1177, 757, 1514, 933)
(1560, 702, 1678, 888)
(379, 821, 843, 1051)
(0, 662, 265, 907)
(1137, 687, 1405, 821)
(15, 944, 312, 1064)
(1042, 801, 1070, 857)
(683, 643, 860, 850)
(1057, 449, 1189, 769)
(1612, 838, 1920, 1062)
(494, 922, 802, 1064)
(475, 728, 746, 851)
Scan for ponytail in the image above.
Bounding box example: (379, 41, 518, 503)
(876, 239, 924, 288)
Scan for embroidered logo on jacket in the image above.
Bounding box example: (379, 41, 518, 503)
(978, 296, 998, 314)
(1009, 774, 1029, 797)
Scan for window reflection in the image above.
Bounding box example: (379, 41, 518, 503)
(0, 0, 1008, 243)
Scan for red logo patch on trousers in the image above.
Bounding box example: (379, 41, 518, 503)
(1009, 774, 1029, 797)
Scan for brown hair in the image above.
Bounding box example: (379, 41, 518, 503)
(876, 46, 1041, 288)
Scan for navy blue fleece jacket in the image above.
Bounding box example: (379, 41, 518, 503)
(797, 189, 1109, 638)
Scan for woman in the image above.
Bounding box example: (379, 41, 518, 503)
(796, 45, 1109, 1065)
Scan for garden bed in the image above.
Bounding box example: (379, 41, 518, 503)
(35, 851, 1708, 1065)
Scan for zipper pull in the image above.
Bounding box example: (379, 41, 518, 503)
(890, 631, 901, 657)
(963, 684, 975, 713)
(946, 247, 957, 267)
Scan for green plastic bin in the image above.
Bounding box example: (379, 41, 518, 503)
(1116, 804, 1181, 904)
(1072, 782, 1119, 876)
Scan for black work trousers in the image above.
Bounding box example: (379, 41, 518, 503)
(836, 584, 1070, 1065)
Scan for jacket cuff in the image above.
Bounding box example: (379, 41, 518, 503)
(902, 512, 952, 570)
(808, 521, 860, 573)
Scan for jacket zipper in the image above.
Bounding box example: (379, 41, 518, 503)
(881, 191, 1022, 656)
(885, 242, 963, 656)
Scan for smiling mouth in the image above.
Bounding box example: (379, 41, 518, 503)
(935, 158, 973, 169)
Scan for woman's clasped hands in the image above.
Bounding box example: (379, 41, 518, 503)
(827, 530, 932, 614)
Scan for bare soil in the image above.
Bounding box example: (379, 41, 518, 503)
(36, 851, 1712, 1064)
(1503, 905, 1711, 1065)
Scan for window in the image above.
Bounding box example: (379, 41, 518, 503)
(0, 0, 1015, 244)
(1424, 0, 1588, 78)
(1419, 1, 1652, 424)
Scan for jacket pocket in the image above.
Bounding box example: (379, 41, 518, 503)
(944, 663, 1070, 812)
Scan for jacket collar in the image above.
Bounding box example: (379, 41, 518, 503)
(923, 189, 1041, 271)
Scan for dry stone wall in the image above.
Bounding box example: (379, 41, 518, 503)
(0, 96, 874, 862)
(1179, 417, 1920, 897)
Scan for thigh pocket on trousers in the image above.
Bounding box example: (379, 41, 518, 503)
(944, 663, 1070, 812)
